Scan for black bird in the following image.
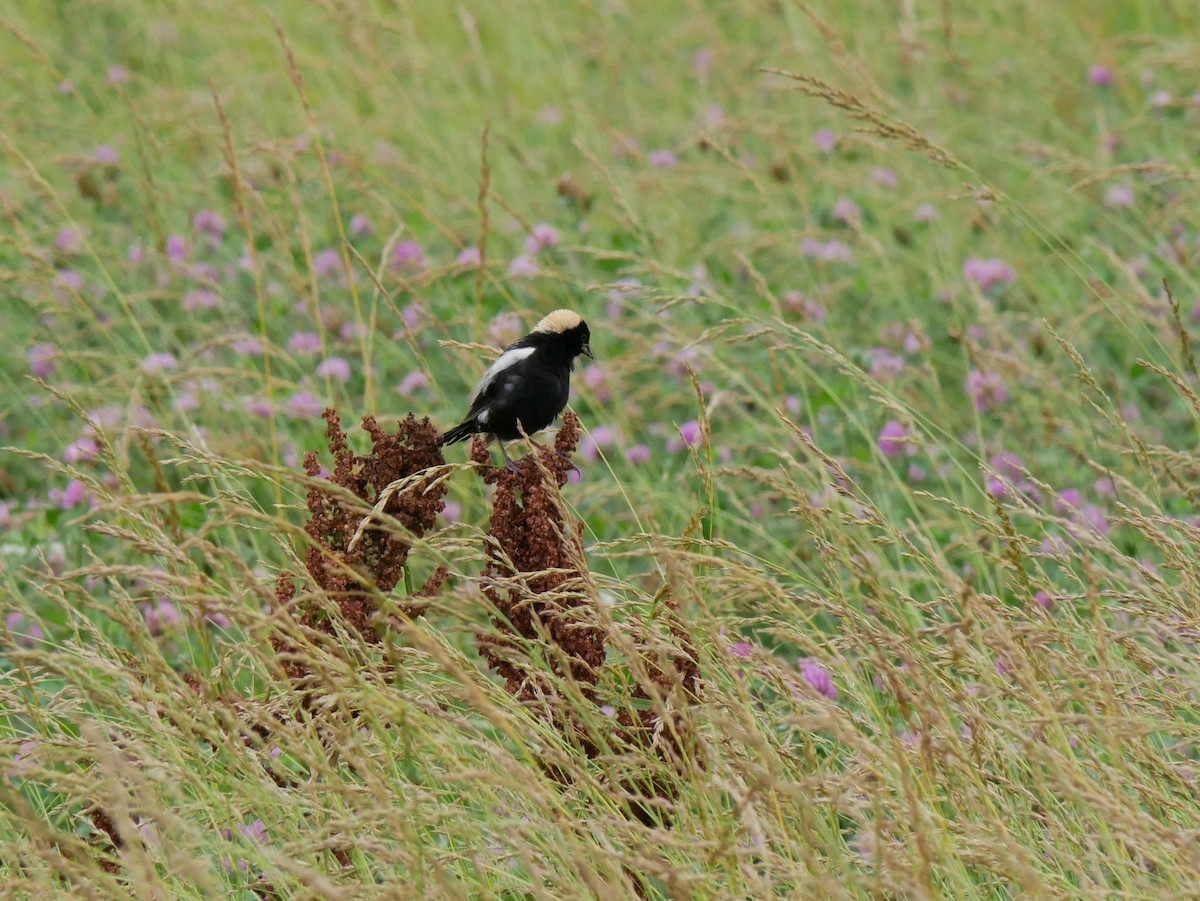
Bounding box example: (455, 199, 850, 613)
(440, 309, 593, 469)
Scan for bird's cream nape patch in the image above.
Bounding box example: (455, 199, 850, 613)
(532, 309, 584, 334)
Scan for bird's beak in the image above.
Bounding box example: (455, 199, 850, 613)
(582, 342, 594, 359)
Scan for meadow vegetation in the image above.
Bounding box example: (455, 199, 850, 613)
(4, 1, 1200, 897)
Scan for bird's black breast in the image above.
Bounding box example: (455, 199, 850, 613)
(481, 355, 571, 441)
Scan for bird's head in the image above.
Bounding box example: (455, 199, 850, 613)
(533, 309, 593, 360)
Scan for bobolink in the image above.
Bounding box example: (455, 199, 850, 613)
(440, 309, 593, 468)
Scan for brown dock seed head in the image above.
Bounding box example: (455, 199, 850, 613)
(474, 413, 606, 702)
(300, 408, 446, 638)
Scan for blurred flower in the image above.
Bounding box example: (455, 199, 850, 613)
(390, 240, 425, 270)
(813, 129, 837, 153)
(799, 659, 838, 700)
(729, 641, 754, 658)
(182, 289, 220, 311)
(1053, 488, 1083, 512)
(313, 247, 342, 278)
(64, 438, 98, 463)
(53, 269, 84, 295)
(783, 291, 826, 324)
(581, 364, 612, 402)
(832, 196, 862, 224)
(1104, 184, 1135, 208)
(238, 820, 267, 843)
(5, 612, 42, 648)
(800, 237, 853, 263)
(55, 228, 85, 254)
(317, 357, 352, 382)
(963, 257, 1015, 292)
(581, 425, 617, 461)
(678, 420, 702, 447)
(398, 370, 430, 395)
(872, 167, 897, 187)
(907, 463, 927, 482)
(1088, 64, 1114, 87)
(877, 421, 908, 457)
(508, 255, 539, 277)
(166, 235, 187, 262)
(648, 149, 677, 168)
(965, 369, 1008, 412)
(141, 353, 178, 373)
(914, 203, 938, 222)
(247, 398, 272, 417)
(625, 444, 652, 464)
(1150, 90, 1172, 108)
(692, 48, 713, 75)
(488, 312, 523, 345)
(107, 65, 131, 85)
(93, 145, 119, 165)
(349, 213, 372, 237)
(192, 210, 225, 240)
(232, 337, 264, 357)
(1035, 591, 1053, 609)
(524, 223, 560, 254)
(287, 332, 322, 354)
(141, 599, 181, 636)
(456, 246, 481, 266)
(285, 391, 323, 418)
(28, 344, 56, 378)
(868, 347, 905, 380)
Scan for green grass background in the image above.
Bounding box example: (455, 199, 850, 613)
(3, 1, 1200, 897)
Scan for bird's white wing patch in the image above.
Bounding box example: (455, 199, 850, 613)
(470, 346, 536, 404)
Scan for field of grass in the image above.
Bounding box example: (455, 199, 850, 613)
(4, 1, 1200, 897)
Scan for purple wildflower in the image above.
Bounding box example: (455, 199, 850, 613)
(106, 66, 131, 86)
(192, 210, 225, 240)
(868, 347, 906, 380)
(284, 391, 323, 419)
(581, 365, 612, 402)
(5, 612, 43, 648)
(238, 820, 268, 843)
(313, 247, 342, 279)
(581, 425, 617, 461)
(488, 312, 523, 346)
(55, 228, 85, 254)
(182, 289, 220, 311)
(914, 203, 938, 222)
(963, 257, 1016, 293)
(877, 421, 908, 457)
(648, 149, 677, 168)
(832, 196, 862, 225)
(93, 145, 119, 165)
(287, 332, 322, 354)
(799, 659, 838, 700)
(390, 240, 425, 270)
(456, 246, 482, 266)
(508, 255, 539, 277)
(64, 438, 98, 463)
(316, 357, 352, 382)
(524, 223, 560, 254)
(625, 444, 652, 464)
(232, 337, 264, 357)
(1035, 591, 1053, 609)
(349, 213, 372, 237)
(29, 344, 56, 378)
(166, 235, 187, 262)
(812, 129, 837, 153)
(729, 641, 754, 658)
(678, 420, 702, 448)
(872, 167, 897, 187)
(965, 369, 1008, 412)
(397, 370, 430, 395)
(1088, 64, 1114, 87)
(1104, 184, 1135, 208)
(141, 353, 178, 373)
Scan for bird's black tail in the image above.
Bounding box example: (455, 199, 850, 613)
(440, 420, 477, 446)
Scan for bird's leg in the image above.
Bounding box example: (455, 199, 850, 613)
(497, 440, 520, 473)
